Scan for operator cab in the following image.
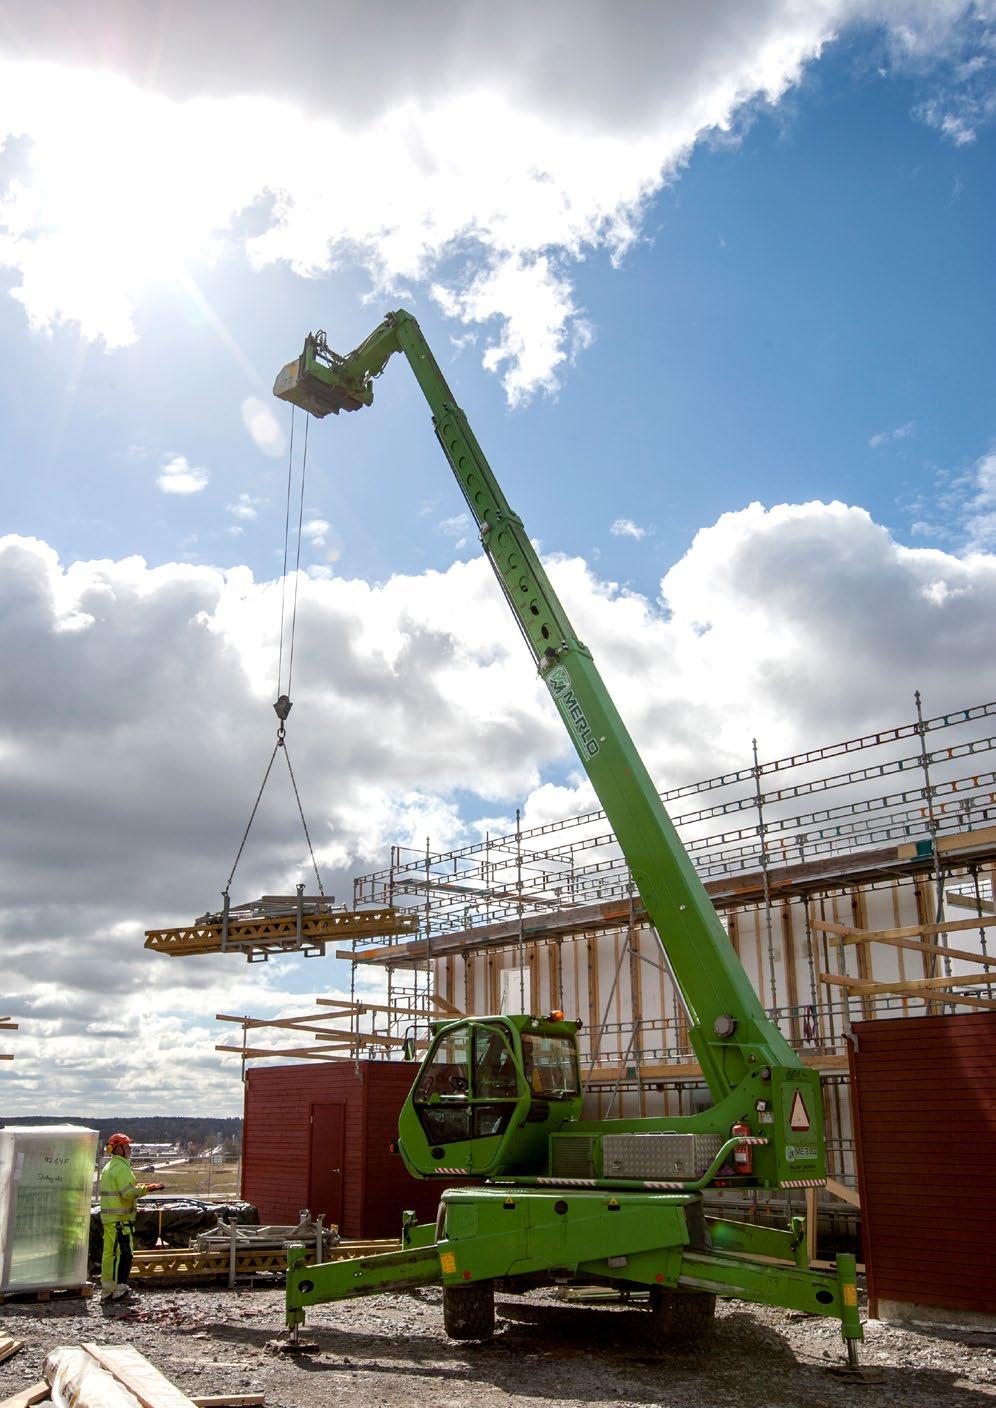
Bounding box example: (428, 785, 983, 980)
(398, 1013, 584, 1179)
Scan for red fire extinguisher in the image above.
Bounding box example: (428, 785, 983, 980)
(731, 1120, 753, 1175)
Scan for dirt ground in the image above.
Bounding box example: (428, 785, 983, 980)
(1, 1283, 994, 1408)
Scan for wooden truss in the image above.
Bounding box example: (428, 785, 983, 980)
(146, 904, 419, 962)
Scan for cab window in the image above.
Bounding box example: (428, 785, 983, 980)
(520, 1033, 580, 1099)
(473, 1026, 520, 1098)
(415, 1028, 469, 1100)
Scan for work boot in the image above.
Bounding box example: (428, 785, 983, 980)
(101, 1282, 121, 1298)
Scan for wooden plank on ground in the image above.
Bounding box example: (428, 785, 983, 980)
(81, 1344, 199, 1408)
(192, 1397, 264, 1407)
(0, 1337, 23, 1364)
(0, 1383, 48, 1408)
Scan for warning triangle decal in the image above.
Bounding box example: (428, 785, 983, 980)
(789, 1090, 811, 1132)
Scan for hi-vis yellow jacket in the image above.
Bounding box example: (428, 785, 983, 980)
(98, 1154, 150, 1225)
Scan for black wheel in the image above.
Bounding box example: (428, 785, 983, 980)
(442, 1280, 495, 1340)
(646, 1287, 716, 1348)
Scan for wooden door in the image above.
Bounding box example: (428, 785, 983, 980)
(308, 1101, 345, 1230)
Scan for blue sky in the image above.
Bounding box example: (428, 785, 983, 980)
(3, 27, 993, 602)
(1, 2, 995, 1113)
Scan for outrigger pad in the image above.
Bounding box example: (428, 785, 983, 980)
(266, 1336, 320, 1355)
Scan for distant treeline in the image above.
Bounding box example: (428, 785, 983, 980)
(0, 1115, 242, 1152)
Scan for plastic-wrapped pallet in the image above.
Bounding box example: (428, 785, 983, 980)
(0, 1125, 98, 1293)
(45, 1348, 143, 1408)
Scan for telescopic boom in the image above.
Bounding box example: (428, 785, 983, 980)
(274, 310, 822, 1187)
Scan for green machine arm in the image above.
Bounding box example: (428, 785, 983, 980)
(275, 311, 820, 1181)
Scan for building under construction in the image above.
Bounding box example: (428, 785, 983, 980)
(230, 694, 993, 1158)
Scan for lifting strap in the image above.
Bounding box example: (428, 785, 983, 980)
(221, 408, 324, 908)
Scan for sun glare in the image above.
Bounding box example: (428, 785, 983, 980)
(0, 61, 275, 343)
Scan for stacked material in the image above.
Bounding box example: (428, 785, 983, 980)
(0, 1127, 98, 1295)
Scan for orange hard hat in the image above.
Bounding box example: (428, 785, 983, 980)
(107, 1132, 132, 1154)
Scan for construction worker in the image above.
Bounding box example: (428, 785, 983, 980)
(98, 1133, 164, 1299)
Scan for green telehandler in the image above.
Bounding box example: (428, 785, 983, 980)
(272, 311, 863, 1363)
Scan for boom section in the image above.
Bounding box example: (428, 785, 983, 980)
(275, 310, 799, 1102)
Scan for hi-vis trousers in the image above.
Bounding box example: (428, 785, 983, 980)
(100, 1219, 134, 1290)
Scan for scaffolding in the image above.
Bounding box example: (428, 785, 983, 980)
(352, 696, 996, 942)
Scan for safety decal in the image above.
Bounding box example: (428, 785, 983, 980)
(439, 1251, 457, 1274)
(789, 1090, 811, 1132)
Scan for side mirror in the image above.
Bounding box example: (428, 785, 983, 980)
(403, 1037, 416, 1060)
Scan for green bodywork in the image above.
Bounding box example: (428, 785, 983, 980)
(273, 312, 861, 1354)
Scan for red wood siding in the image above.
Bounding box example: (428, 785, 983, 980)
(850, 1013, 996, 1316)
(362, 1064, 441, 1235)
(241, 1061, 441, 1237)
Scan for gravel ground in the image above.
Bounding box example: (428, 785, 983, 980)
(1, 1284, 994, 1408)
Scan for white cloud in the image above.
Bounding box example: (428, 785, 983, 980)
(0, 4, 990, 400)
(439, 513, 471, 537)
(156, 453, 209, 494)
(302, 517, 330, 548)
(1, 503, 994, 1110)
(610, 517, 649, 541)
(964, 449, 996, 551)
(228, 492, 263, 522)
(869, 419, 916, 447)
(905, 447, 996, 549)
(241, 396, 286, 458)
